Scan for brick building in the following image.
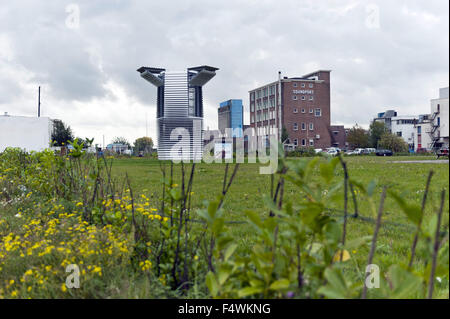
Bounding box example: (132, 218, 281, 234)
(249, 70, 332, 149)
(329, 125, 347, 149)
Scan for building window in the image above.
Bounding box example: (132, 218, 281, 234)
(309, 83, 313, 88)
(293, 83, 298, 87)
(301, 122, 306, 130)
(293, 108, 298, 113)
(293, 95, 298, 100)
(309, 96, 314, 101)
(294, 139, 298, 146)
(301, 96, 306, 100)
(309, 123, 314, 130)
(301, 108, 306, 113)
(251, 92, 255, 101)
(417, 126, 421, 134)
(309, 139, 314, 146)
(251, 115, 254, 123)
(315, 108, 322, 117)
(263, 99, 268, 108)
(301, 83, 305, 88)
(263, 87, 268, 97)
(396, 132, 402, 137)
(250, 103, 254, 112)
(301, 139, 306, 146)
(293, 123, 298, 131)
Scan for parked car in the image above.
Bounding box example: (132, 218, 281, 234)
(365, 148, 376, 153)
(326, 149, 339, 156)
(375, 149, 393, 156)
(436, 147, 449, 159)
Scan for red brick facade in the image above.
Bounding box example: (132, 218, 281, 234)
(249, 70, 332, 149)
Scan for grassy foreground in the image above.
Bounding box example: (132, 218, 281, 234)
(0, 151, 448, 299)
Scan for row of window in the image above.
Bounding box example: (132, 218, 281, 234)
(251, 98, 276, 112)
(293, 122, 314, 131)
(250, 108, 322, 123)
(251, 85, 277, 101)
(293, 83, 314, 89)
(251, 110, 277, 122)
(293, 95, 314, 101)
(294, 108, 322, 116)
(291, 138, 314, 147)
(250, 82, 314, 101)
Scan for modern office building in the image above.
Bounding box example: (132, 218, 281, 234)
(249, 70, 331, 149)
(373, 110, 398, 131)
(413, 114, 432, 152)
(137, 65, 219, 160)
(218, 99, 243, 137)
(429, 87, 449, 150)
(374, 110, 416, 150)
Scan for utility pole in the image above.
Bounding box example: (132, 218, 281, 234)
(38, 86, 41, 117)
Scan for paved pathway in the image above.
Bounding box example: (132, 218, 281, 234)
(389, 160, 449, 164)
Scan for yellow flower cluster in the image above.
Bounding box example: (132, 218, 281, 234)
(139, 260, 152, 272)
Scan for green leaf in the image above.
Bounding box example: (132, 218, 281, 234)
(245, 210, 263, 228)
(269, 279, 290, 291)
(344, 236, 372, 250)
(206, 271, 219, 297)
(217, 265, 232, 286)
(367, 180, 376, 197)
(238, 286, 264, 298)
(317, 268, 350, 299)
(224, 243, 238, 262)
(389, 191, 423, 226)
(388, 265, 423, 299)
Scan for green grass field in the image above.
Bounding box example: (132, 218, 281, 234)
(111, 155, 449, 297)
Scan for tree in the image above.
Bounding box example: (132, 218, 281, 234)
(346, 125, 369, 149)
(134, 137, 154, 155)
(369, 121, 387, 148)
(378, 132, 409, 153)
(111, 137, 131, 148)
(51, 120, 74, 146)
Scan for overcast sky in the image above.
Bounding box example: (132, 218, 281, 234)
(0, 0, 448, 147)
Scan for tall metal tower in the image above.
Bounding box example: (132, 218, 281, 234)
(137, 65, 219, 161)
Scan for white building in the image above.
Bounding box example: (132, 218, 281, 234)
(429, 87, 449, 150)
(0, 113, 52, 152)
(413, 114, 432, 152)
(390, 115, 416, 151)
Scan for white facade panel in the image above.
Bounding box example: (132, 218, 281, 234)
(0, 115, 51, 152)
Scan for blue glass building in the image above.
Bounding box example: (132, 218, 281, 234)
(218, 99, 243, 137)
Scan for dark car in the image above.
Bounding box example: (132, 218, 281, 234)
(436, 148, 449, 159)
(375, 149, 393, 156)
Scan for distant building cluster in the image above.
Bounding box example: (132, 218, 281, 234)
(374, 87, 449, 152)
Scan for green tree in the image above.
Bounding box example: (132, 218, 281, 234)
(51, 120, 74, 146)
(346, 125, 369, 149)
(369, 121, 387, 148)
(378, 132, 409, 153)
(133, 137, 154, 155)
(111, 137, 131, 148)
